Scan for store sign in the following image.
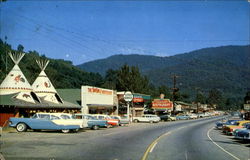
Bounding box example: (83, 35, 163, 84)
(81, 86, 114, 106)
(244, 104, 250, 110)
(152, 99, 173, 109)
(124, 91, 133, 102)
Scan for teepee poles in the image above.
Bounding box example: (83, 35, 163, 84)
(8, 52, 25, 65)
(36, 59, 50, 71)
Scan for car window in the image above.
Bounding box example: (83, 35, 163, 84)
(74, 115, 82, 119)
(32, 114, 38, 119)
(39, 114, 50, 120)
(61, 115, 71, 120)
(51, 115, 60, 120)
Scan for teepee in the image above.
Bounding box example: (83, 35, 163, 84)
(32, 59, 63, 104)
(0, 52, 36, 103)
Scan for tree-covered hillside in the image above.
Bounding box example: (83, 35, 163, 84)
(77, 45, 250, 104)
(0, 39, 103, 88)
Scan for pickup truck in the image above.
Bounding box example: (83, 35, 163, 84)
(133, 114, 160, 123)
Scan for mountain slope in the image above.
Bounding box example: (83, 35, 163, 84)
(77, 45, 250, 97)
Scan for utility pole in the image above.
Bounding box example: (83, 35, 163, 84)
(172, 74, 179, 114)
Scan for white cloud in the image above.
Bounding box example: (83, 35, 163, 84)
(65, 54, 70, 58)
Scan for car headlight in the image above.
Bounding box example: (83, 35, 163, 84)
(9, 121, 12, 125)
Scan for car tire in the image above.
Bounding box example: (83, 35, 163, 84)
(134, 119, 139, 123)
(61, 129, 70, 133)
(16, 123, 27, 132)
(92, 125, 99, 130)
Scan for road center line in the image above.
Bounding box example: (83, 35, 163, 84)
(149, 142, 158, 153)
(207, 127, 240, 160)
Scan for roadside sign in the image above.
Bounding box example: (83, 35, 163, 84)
(124, 91, 133, 102)
(244, 104, 250, 110)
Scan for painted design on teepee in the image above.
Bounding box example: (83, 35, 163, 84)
(0, 52, 33, 95)
(32, 59, 63, 104)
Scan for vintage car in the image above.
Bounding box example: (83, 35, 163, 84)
(176, 115, 190, 120)
(9, 113, 80, 133)
(159, 115, 176, 121)
(234, 124, 250, 139)
(46, 113, 88, 128)
(91, 114, 119, 127)
(215, 119, 240, 129)
(188, 114, 198, 119)
(223, 120, 250, 135)
(133, 114, 160, 123)
(74, 114, 108, 130)
(110, 115, 130, 126)
(234, 125, 250, 140)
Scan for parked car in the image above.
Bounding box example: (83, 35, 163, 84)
(223, 120, 250, 135)
(110, 115, 130, 126)
(188, 114, 198, 119)
(133, 114, 160, 123)
(9, 113, 80, 133)
(92, 114, 119, 127)
(74, 114, 108, 130)
(234, 125, 250, 140)
(197, 112, 210, 118)
(46, 113, 88, 128)
(233, 124, 250, 139)
(159, 115, 176, 121)
(176, 115, 190, 120)
(215, 119, 240, 129)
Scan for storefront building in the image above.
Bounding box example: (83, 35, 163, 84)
(117, 92, 151, 117)
(81, 86, 118, 115)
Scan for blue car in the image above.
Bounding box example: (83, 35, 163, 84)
(215, 119, 240, 129)
(9, 114, 80, 133)
(74, 114, 108, 130)
(176, 115, 190, 120)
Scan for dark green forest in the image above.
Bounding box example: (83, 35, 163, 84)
(0, 39, 249, 110)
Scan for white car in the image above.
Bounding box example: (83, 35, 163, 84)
(188, 114, 198, 119)
(35, 113, 88, 128)
(133, 114, 160, 123)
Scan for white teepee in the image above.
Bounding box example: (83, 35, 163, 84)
(32, 59, 63, 104)
(0, 52, 36, 103)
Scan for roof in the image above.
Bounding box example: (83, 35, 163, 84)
(175, 101, 192, 106)
(0, 92, 81, 109)
(57, 89, 81, 106)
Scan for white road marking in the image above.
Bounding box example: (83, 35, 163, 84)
(185, 150, 188, 160)
(149, 142, 158, 153)
(207, 127, 240, 160)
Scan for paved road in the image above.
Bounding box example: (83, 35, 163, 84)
(1, 116, 249, 160)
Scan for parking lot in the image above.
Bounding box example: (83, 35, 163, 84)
(1, 117, 249, 160)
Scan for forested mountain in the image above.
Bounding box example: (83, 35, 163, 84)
(78, 45, 250, 99)
(0, 39, 103, 89)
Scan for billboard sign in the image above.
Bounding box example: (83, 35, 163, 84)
(152, 99, 173, 109)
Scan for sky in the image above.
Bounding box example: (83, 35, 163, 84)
(0, 0, 249, 65)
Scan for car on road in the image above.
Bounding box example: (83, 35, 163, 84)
(74, 114, 108, 130)
(159, 115, 176, 121)
(133, 114, 160, 123)
(92, 114, 119, 127)
(9, 113, 80, 133)
(176, 114, 190, 120)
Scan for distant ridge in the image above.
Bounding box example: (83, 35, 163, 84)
(77, 45, 250, 97)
